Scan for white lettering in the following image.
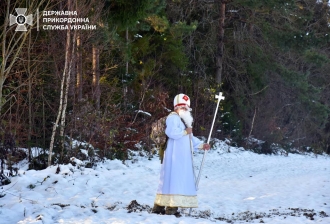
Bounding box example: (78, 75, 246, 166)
(86, 24, 96, 30)
(70, 24, 97, 30)
(42, 24, 69, 30)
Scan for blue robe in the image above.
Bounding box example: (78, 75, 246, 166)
(154, 112, 203, 208)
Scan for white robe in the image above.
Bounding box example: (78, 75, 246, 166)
(154, 112, 204, 208)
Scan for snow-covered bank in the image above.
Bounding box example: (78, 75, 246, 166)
(0, 142, 329, 224)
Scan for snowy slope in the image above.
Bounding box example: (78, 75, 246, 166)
(0, 141, 329, 224)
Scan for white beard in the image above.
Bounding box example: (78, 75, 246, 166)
(178, 109, 193, 128)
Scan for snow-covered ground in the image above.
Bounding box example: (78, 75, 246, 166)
(0, 140, 329, 224)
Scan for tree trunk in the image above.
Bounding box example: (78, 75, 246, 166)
(48, 29, 70, 166)
(48, 25, 76, 166)
(60, 28, 76, 156)
(92, 45, 100, 110)
(28, 30, 32, 162)
(48, 0, 78, 166)
(76, 33, 83, 101)
(215, 0, 226, 84)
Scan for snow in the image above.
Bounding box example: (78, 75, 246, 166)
(0, 140, 329, 224)
(135, 110, 151, 116)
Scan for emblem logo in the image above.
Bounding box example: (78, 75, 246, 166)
(10, 8, 33, 31)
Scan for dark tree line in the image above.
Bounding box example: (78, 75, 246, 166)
(0, 0, 329, 173)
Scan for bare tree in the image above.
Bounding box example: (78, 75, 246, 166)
(0, 0, 50, 116)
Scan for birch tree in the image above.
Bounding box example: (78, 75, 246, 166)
(48, 1, 77, 167)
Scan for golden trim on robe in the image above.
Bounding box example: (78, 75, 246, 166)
(154, 194, 198, 208)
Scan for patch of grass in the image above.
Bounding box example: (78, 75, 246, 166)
(52, 203, 70, 208)
(27, 184, 36, 189)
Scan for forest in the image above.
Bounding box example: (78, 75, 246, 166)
(1, 0, 330, 172)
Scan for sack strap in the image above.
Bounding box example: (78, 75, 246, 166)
(169, 111, 188, 128)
